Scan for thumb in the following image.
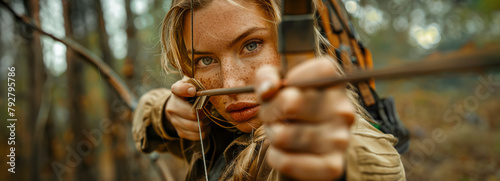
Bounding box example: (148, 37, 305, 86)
(171, 80, 197, 98)
(255, 65, 281, 102)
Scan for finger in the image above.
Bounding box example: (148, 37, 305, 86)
(319, 87, 356, 127)
(285, 58, 354, 126)
(266, 146, 345, 181)
(255, 65, 281, 102)
(170, 115, 209, 133)
(268, 123, 350, 154)
(172, 117, 210, 140)
(260, 87, 356, 125)
(286, 57, 339, 84)
(166, 97, 197, 120)
(176, 129, 209, 141)
(171, 80, 197, 97)
(259, 87, 302, 124)
(259, 87, 325, 124)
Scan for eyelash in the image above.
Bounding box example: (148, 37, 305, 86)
(240, 39, 263, 56)
(195, 57, 218, 68)
(194, 39, 264, 68)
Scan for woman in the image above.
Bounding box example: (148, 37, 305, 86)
(132, 0, 405, 180)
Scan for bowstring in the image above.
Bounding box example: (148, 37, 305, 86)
(191, 0, 209, 180)
(196, 111, 209, 181)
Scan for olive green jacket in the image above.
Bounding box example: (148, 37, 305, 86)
(132, 88, 406, 180)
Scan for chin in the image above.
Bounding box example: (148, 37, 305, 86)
(235, 117, 262, 133)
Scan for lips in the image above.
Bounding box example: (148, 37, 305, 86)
(226, 102, 259, 122)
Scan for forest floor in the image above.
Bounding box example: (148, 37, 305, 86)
(388, 86, 500, 181)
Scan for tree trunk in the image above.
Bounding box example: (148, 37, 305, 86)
(124, 0, 137, 85)
(63, 0, 93, 180)
(95, 0, 134, 180)
(22, 0, 45, 180)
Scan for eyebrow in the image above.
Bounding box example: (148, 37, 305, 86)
(186, 27, 267, 55)
(227, 27, 266, 49)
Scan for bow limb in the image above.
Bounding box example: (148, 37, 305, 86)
(276, 0, 317, 180)
(278, 0, 317, 75)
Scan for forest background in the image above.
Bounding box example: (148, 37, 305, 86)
(0, 0, 499, 180)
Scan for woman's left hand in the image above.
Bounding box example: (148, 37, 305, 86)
(255, 58, 355, 181)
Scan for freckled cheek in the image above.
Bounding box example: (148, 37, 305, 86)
(237, 49, 281, 84)
(265, 49, 281, 67)
(250, 50, 281, 78)
(196, 72, 223, 90)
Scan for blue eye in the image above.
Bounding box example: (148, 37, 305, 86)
(202, 57, 213, 65)
(197, 57, 215, 66)
(241, 40, 263, 55)
(245, 42, 258, 51)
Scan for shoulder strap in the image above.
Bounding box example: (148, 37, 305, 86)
(316, 0, 410, 153)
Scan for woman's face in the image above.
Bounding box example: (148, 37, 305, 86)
(182, 0, 280, 133)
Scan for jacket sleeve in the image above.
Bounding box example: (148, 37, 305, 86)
(132, 88, 181, 153)
(346, 117, 406, 181)
(132, 88, 219, 170)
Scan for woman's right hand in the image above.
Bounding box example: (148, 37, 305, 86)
(165, 77, 209, 141)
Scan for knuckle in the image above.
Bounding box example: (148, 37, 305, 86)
(323, 154, 344, 178)
(191, 132, 201, 140)
(172, 84, 190, 96)
(171, 82, 182, 92)
(170, 118, 179, 127)
(340, 112, 355, 126)
(280, 88, 303, 116)
(332, 135, 349, 151)
(272, 131, 289, 148)
(317, 58, 337, 74)
(190, 110, 198, 119)
(165, 106, 175, 115)
(183, 110, 195, 120)
(177, 130, 186, 138)
(189, 121, 199, 131)
(276, 158, 293, 174)
(324, 161, 343, 179)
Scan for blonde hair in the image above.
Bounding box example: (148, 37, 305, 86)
(160, 0, 371, 180)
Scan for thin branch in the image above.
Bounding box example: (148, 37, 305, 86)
(0, 1, 138, 110)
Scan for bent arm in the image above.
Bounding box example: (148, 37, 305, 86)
(132, 88, 179, 153)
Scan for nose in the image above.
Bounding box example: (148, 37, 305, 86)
(220, 57, 250, 89)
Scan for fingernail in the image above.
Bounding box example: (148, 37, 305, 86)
(265, 124, 284, 141)
(258, 81, 273, 96)
(188, 87, 196, 96)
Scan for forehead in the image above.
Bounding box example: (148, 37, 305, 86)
(183, 0, 270, 49)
